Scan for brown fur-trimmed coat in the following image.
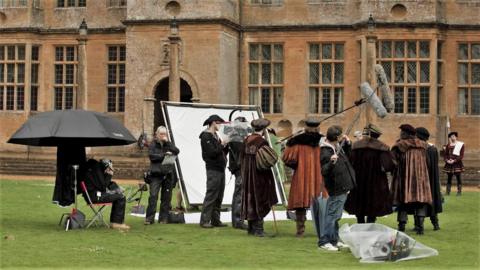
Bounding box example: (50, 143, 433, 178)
(282, 132, 327, 210)
(344, 137, 395, 217)
(391, 138, 432, 206)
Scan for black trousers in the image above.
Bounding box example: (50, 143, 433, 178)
(397, 203, 428, 223)
(447, 173, 462, 187)
(200, 169, 225, 225)
(231, 172, 244, 227)
(91, 192, 126, 224)
(146, 174, 173, 222)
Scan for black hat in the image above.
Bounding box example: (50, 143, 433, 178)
(251, 118, 270, 131)
(415, 127, 430, 141)
(326, 125, 343, 141)
(365, 123, 382, 135)
(399, 124, 416, 135)
(448, 131, 458, 138)
(234, 116, 247, 122)
(203, 114, 225, 126)
(305, 117, 321, 127)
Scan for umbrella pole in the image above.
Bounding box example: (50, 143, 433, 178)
(73, 165, 79, 209)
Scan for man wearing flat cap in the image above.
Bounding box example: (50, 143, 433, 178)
(345, 124, 395, 225)
(241, 118, 278, 236)
(391, 124, 432, 234)
(443, 131, 465, 195)
(416, 127, 442, 231)
(282, 117, 327, 237)
(199, 114, 229, 228)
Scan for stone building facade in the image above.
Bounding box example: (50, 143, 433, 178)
(0, 0, 479, 159)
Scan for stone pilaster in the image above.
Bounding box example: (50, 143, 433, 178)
(168, 35, 181, 102)
(365, 35, 377, 125)
(144, 97, 156, 136)
(77, 36, 88, 109)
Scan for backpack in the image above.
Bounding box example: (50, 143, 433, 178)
(64, 209, 85, 230)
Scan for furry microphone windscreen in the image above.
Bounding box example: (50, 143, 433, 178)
(375, 64, 395, 113)
(360, 82, 387, 118)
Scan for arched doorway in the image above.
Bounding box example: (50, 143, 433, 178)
(153, 78, 193, 132)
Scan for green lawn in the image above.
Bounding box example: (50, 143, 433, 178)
(0, 179, 479, 270)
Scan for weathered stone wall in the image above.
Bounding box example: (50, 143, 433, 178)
(127, 0, 239, 23)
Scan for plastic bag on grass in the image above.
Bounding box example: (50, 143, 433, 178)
(339, 223, 438, 263)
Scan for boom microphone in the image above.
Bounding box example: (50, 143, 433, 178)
(375, 64, 394, 113)
(360, 82, 387, 118)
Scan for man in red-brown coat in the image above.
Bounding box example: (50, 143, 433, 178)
(282, 117, 327, 237)
(391, 124, 432, 235)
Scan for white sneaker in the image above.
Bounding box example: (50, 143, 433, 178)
(336, 242, 349, 249)
(318, 243, 339, 251)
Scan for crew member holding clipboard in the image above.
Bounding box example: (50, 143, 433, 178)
(145, 126, 180, 225)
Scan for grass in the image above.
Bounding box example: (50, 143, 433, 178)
(0, 179, 479, 270)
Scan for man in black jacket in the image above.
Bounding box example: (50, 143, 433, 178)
(319, 125, 356, 251)
(199, 114, 229, 228)
(145, 126, 180, 225)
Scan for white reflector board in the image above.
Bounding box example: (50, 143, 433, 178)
(162, 102, 286, 206)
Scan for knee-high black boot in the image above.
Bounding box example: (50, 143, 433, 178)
(414, 215, 420, 232)
(397, 210, 407, 232)
(415, 216, 425, 235)
(254, 220, 265, 237)
(356, 215, 365, 224)
(446, 173, 453, 195)
(366, 216, 377, 223)
(456, 173, 462, 196)
(430, 215, 440, 231)
(247, 220, 254, 235)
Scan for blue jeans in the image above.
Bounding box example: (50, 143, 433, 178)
(318, 193, 347, 246)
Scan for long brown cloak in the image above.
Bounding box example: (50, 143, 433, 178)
(282, 132, 327, 210)
(240, 134, 278, 220)
(344, 137, 394, 217)
(391, 138, 432, 206)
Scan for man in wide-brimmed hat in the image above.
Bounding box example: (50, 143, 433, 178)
(345, 124, 395, 225)
(241, 118, 278, 237)
(391, 124, 432, 234)
(199, 114, 228, 228)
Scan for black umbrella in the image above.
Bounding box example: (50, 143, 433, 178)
(7, 110, 136, 207)
(7, 110, 136, 146)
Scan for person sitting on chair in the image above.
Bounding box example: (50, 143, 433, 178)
(83, 159, 130, 230)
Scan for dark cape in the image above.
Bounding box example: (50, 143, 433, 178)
(240, 134, 278, 220)
(52, 145, 86, 206)
(344, 137, 395, 217)
(426, 143, 443, 215)
(282, 132, 327, 209)
(391, 138, 432, 206)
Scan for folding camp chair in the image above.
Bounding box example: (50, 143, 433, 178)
(80, 181, 112, 228)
